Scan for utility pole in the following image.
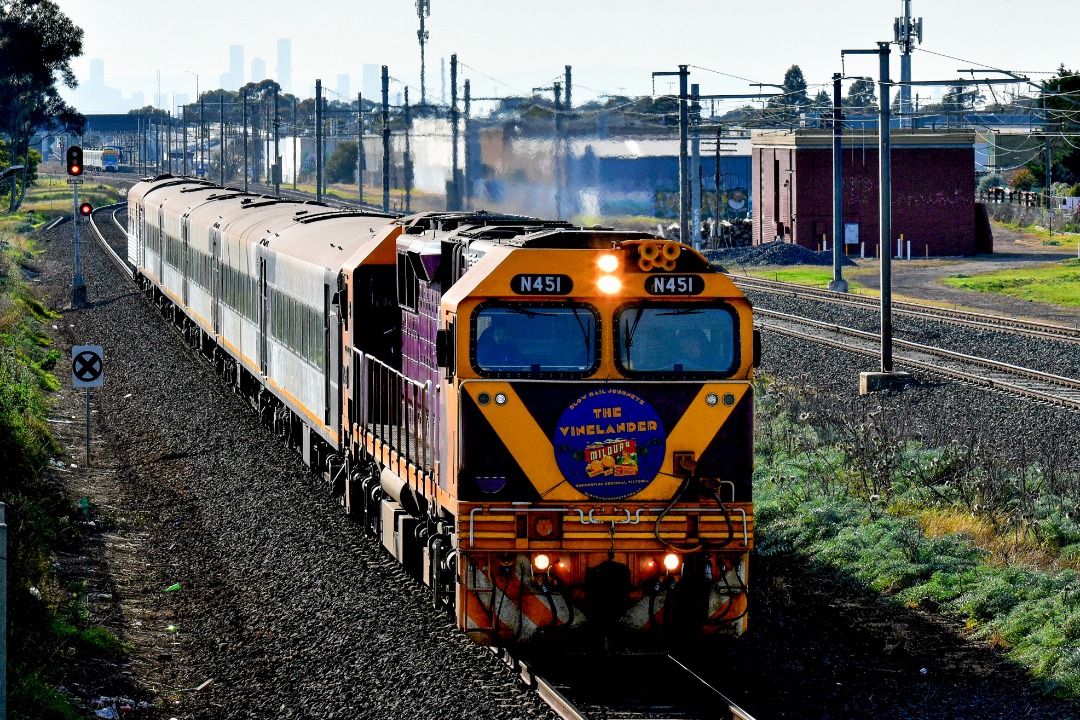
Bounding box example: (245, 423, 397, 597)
(894, 0, 922, 128)
(651, 66, 690, 241)
(449, 54, 459, 210)
(828, 72, 848, 293)
(316, 79, 323, 203)
(417, 0, 430, 107)
(381, 65, 390, 212)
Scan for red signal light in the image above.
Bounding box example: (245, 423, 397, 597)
(66, 145, 83, 176)
(78, 202, 93, 217)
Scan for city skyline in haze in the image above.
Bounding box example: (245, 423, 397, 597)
(56, 0, 1078, 116)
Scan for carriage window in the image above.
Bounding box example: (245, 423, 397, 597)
(616, 303, 738, 377)
(474, 304, 599, 375)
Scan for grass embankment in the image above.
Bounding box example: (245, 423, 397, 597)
(1, 185, 126, 719)
(738, 265, 867, 291)
(754, 377, 1080, 697)
(943, 259, 1080, 308)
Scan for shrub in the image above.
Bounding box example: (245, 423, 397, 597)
(1010, 168, 1037, 191)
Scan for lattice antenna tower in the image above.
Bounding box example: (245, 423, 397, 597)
(894, 0, 923, 125)
(417, 0, 431, 106)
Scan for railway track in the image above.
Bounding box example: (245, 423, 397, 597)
(731, 274, 1080, 344)
(756, 308, 1080, 410)
(494, 650, 757, 720)
(86, 203, 132, 278)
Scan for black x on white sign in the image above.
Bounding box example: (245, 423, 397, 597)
(72, 345, 103, 388)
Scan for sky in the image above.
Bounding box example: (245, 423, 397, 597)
(55, 0, 1076, 115)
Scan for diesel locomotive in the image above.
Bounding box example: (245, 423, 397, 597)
(127, 175, 758, 645)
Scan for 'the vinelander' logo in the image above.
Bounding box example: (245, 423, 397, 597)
(553, 389, 666, 499)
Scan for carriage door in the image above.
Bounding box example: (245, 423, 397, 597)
(181, 213, 190, 306)
(157, 206, 164, 281)
(258, 256, 268, 376)
(325, 282, 335, 426)
(210, 225, 222, 334)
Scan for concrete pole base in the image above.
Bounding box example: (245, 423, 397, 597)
(827, 278, 849, 293)
(859, 371, 913, 394)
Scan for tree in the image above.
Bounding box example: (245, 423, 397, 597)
(1009, 168, 1036, 191)
(844, 78, 876, 109)
(0, 0, 85, 211)
(1025, 65, 1080, 185)
(764, 65, 811, 124)
(326, 141, 358, 184)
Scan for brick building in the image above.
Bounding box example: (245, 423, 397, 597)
(751, 129, 990, 256)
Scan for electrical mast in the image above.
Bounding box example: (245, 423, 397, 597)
(417, 0, 430, 107)
(894, 0, 923, 127)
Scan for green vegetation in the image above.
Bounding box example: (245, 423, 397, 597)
(755, 378, 1080, 697)
(943, 259, 1080, 307)
(1, 184, 125, 718)
(742, 265, 868, 292)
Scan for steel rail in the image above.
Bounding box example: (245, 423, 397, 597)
(86, 203, 133, 278)
(732, 274, 1080, 344)
(756, 308, 1080, 410)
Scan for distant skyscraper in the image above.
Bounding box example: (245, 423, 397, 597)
(276, 39, 292, 93)
(336, 74, 350, 99)
(362, 64, 380, 102)
(227, 45, 244, 90)
(89, 58, 104, 87)
(251, 57, 267, 83)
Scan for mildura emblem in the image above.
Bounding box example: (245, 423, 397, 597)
(553, 389, 666, 499)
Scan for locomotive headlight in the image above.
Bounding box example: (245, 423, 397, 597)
(597, 275, 622, 294)
(705, 393, 719, 406)
(533, 554, 551, 572)
(663, 553, 682, 573)
(597, 253, 620, 273)
(494, 392, 508, 405)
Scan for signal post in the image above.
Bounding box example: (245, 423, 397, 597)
(66, 145, 91, 307)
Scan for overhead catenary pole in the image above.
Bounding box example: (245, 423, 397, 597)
(273, 87, 280, 196)
(828, 72, 848, 292)
(381, 65, 390, 212)
(293, 98, 298, 191)
(449, 54, 459, 210)
(878, 41, 894, 372)
(316, 79, 323, 203)
(650, 65, 690, 240)
(690, 83, 702, 250)
(357, 93, 364, 204)
(405, 87, 413, 212)
(553, 80, 564, 219)
(182, 107, 188, 176)
(243, 90, 248, 192)
(199, 94, 205, 175)
(460, 82, 467, 210)
(219, 93, 225, 186)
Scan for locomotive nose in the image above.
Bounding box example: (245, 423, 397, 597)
(584, 558, 632, 627)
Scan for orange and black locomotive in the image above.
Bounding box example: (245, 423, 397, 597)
(128, 177, 757, 645)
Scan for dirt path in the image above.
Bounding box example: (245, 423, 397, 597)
(839, 224, 1080, 327)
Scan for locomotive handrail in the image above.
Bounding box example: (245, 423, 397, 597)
(360, 352, 438, 477)
(467, 504, 750, 548)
